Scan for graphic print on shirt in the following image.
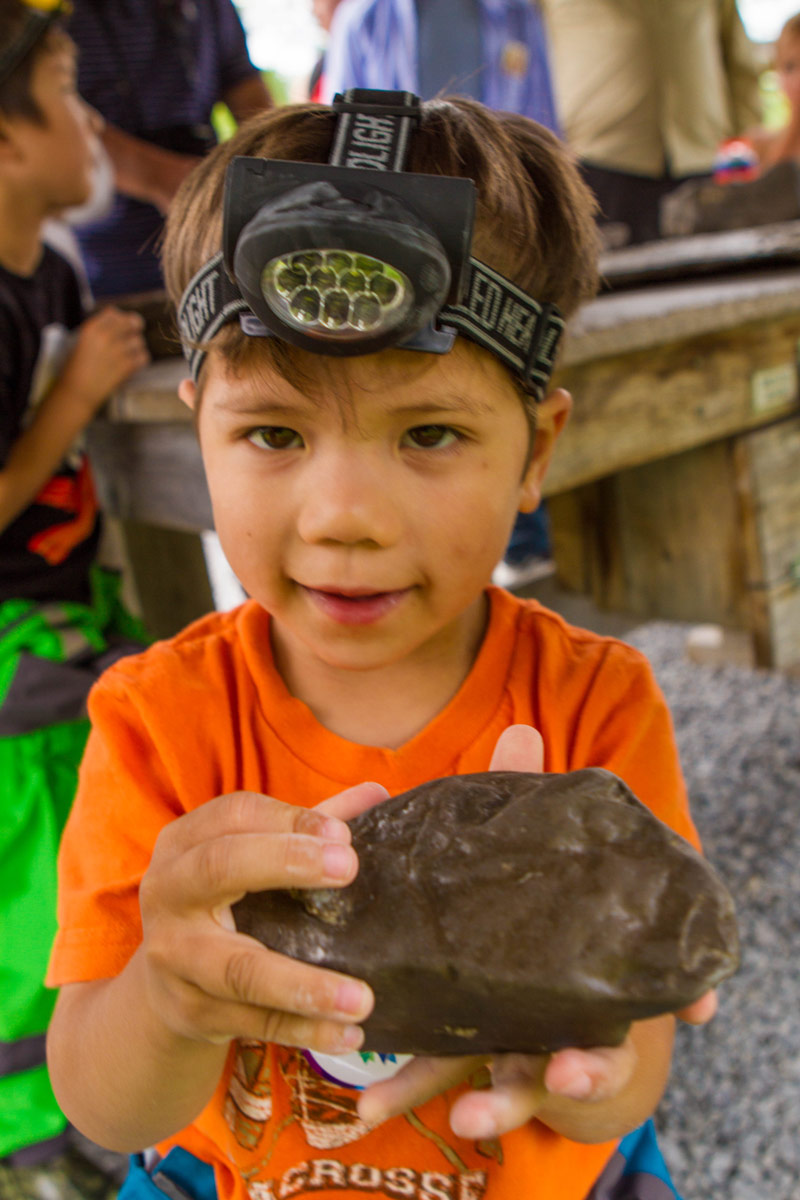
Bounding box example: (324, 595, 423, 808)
(225, 1043, 491, 1199)
(23, 323, 98, 564)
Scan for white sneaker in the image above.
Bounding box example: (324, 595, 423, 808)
(492, 557, 556, 590)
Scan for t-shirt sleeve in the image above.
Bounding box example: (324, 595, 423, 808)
(558, 639, 699, 851)
(47, 668, 186, 987)
(214, 0, 260, 94)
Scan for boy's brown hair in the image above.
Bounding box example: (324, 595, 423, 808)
(163, 98, 600, 394)
(0, 0, 71, 124)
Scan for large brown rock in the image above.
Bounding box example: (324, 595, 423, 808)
(233, 769, 739, 1055)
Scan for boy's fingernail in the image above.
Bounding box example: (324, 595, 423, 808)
(335, 980, 371, 1017)
(338, 1024, 365, 1051)
(321, 817, 351, 843)
(555, 1071, 593, 1100)
(323, 842, 356, 880)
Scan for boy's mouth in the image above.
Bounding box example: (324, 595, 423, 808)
(301, 585, 411, 626)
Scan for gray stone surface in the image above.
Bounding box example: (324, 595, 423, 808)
(626, 623, 800, 1200)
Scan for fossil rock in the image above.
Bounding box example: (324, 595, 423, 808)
(233, 769, 739, 1055)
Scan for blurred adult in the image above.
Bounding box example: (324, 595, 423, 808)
(68, 0, 273, 298)
(541, 0, 762, 243)
(308, 0, 345, 102)
(322, 0, 559, 132)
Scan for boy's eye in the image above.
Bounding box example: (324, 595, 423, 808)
(403, 424, 458, 449)
(247, 426, 303, 450)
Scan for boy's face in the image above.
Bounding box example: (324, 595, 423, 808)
(3, 42, 101, 211)
(181, 342, 568, 682)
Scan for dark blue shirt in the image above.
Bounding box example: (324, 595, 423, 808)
(69, 0, 259, 297)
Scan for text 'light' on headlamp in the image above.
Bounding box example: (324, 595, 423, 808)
(178, 89, 566, 400)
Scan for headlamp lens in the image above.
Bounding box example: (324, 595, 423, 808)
(261, 249, 413, 340)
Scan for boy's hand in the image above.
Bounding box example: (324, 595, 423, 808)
(59, 306, 150, 416)
(356, 726, 717, 1140)
(137, 784, 385, 1056)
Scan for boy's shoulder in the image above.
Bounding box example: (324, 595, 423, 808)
(0, 243, 83, 332)
(94, 600, 267, 697)
(496, 587, 660, 712)
(498, 586, 650, 672)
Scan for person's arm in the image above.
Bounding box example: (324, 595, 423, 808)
(719, 0, 764, 134)
(320, 0, 383, 103)
(47, 783, 383, 1151)
(0, 308, 148, 534)
(223, 73, 274, 123)
(100, 125, 201, 216)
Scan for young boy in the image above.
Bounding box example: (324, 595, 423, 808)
(0, 0, 149, 1186)
(46, 94, 714, 1200)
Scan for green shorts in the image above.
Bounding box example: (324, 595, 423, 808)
(0, 569, 146, 1159)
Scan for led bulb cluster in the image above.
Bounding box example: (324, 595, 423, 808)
(262, 249, 411, 338)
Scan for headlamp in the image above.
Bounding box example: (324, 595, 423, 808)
(0, 0, 70, 86)
(178, 89, 565, 400)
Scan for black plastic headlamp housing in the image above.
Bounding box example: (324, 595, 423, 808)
(223, 156, 474, 357)
(177, 89, 566, 399)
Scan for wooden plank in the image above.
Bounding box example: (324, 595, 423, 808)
(87, 419, 213, 532)
(734, 416, 800, 670)
(546, 314, 800, 495)
(116, 521, 215, 641)
(562, 269, 800, 366)
(600, 220, 800, 289)
(107, 358, 187, 422)
(583, 440, 748, 627)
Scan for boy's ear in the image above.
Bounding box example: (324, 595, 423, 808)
(178, 377, 197, 410)
(0, 112, 24, 160)
(518, 387, 572, 513)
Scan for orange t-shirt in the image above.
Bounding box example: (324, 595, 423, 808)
(48, 587, 698, 1200)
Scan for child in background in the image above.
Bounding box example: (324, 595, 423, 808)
(0, 0, 149, 1192)
(46, 93, 715, 1200)
(747, 14, 800, 169)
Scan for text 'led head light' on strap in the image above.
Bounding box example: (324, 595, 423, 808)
(177, 89, 565, 399)
(0, 0, 70, 87)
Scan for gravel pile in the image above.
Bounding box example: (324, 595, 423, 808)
(626, 622, 800, 1200)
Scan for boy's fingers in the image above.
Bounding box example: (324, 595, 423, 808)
(676, 990, 717, 1025)
(357, 1055, 486, 1126)
(317, 781, 390, 822)
(154, 791, 353, 856)
(152, 928, 374, 1029)
(489, 725, 544, 774)
(159, 830, 359, 909)
(543, 1039, 637, 1103)
(448, 1077, 545, 1140)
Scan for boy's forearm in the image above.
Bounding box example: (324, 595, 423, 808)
(535, 1015, 675, 1144)
(0, 381, 97, 533)
(48, 951, 230, 1152)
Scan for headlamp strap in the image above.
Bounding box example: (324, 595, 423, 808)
(329, 89, 420, 173)
(176, 251, 249, 381)
(441, 259, 565, 399)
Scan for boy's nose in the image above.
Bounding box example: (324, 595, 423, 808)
(296, 452, 401, 547)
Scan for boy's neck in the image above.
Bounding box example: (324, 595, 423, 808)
(270, 594, 490, 749)
(0, 187, 45, 275)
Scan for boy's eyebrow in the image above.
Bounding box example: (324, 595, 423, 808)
(210, 391, 495, 419)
